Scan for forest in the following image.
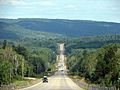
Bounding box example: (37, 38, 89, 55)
(67, 44, 120, 88)
(0, 33, 120, 89)
(1, 0, 120, 89)
(1, 18, 120, 38)
(64, 35, 120, 89)
(0, 40, 56, 85)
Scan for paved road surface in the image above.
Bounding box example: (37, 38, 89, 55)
(20, 71, 84, 90)
(20, 43, 84, 90)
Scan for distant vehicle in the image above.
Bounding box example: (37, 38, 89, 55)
(61, 70, 64, 71)
(42, 76, 48, 83)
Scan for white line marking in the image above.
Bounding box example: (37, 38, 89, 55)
(19, 80, 42, 90)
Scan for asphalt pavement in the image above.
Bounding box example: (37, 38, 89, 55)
(20, 71, 84, 90)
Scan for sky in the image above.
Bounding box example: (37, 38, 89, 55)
(0, 0, 120, 23)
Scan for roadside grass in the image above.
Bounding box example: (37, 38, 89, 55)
(13, 77, 40, 89)
(13, 71, 55, 89)
(69, 75, 86, 83)
(69, 75, 96, 85)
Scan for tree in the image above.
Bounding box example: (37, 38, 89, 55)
(2, 40, 7, 49)
(0, 60, 11, 85)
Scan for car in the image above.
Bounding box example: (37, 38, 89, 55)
(42, 76, 48, 83)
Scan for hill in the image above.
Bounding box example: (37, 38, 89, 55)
(0, 18, 120, 38)
(0, 20, 65, 40)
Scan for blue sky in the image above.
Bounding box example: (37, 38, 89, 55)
(0, 0, 120, 22)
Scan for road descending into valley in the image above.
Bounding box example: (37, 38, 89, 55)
(20, 43, 84, 90)
(20, 71, 84, 90)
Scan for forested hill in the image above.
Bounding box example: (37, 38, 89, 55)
(0, 18, 120, 37)
(0, 20, 65, 40)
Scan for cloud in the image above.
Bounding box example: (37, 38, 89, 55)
(0, 0, 56, 7)
(40, 0, 55, 6)
(22, 0, 56, 7)
(64, 4, 78, 11)
(10, 0, 26, 5)
(66, 5, 76, 8)
(0, 0, 27, 6)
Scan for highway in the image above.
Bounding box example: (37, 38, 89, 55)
(21, 71, 84, 90)
(20, 43, 84, 90)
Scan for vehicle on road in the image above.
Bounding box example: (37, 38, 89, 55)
(61, 70, 64, 71)
(42, 76, 48, 83)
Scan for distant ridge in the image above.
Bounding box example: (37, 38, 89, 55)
(0, 18, 120, 39)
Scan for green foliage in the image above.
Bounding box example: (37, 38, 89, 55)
(67, 44, 120, 87)
(0, 45, 25, 85)
(2, 40, 7, 49)
(13, 45, 29, 60)
(0, 40, 56, 85)
(0, 60, 11, 84)
(65, 35, 120, 54)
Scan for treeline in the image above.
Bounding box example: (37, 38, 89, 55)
(65, 35, 120, 54)
(18, 34, 120, 55)
(0, 40, 56, 85)
(1, 34, 120, 55)
(67, 44, 120, 88)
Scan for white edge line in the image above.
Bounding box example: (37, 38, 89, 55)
(19, 80, 42, 90)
